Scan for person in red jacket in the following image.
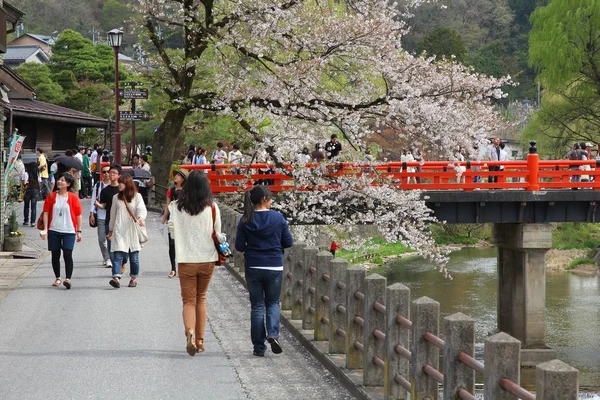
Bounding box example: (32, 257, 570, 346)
(40, 173, 83, 289)
(330, 241, 339, 257)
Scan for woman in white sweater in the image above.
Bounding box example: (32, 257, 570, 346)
(107, 174, 147, 289)
(168, 171, 221, 356)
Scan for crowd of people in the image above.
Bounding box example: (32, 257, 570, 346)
(19, 145, 295, 358)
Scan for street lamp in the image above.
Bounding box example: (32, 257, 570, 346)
(107, 28, 123, 164)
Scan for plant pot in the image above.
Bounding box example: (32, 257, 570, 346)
(3, 236, 24, 252)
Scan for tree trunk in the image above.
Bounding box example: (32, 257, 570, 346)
(152, 108, 188, 187)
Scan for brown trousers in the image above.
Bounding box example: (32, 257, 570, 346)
(178, 262, 215, 346)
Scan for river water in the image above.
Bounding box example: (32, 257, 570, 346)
(384, 247, 600, 390)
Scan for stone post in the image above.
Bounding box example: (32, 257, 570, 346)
(484, 332, 520, 400)
(314, 251, 333, 341)
(363, 274, 386, 386)
(535, 359, 578, 400)
(346, 265, 366, 369)
(411, 296, 440, 400)
(302, 246, 319, 330)
(291, 242, 307, 319)
(443, 313, 475, 400)
(329, 258, 348, 354)
(281, 248, 294, 310)
(385, 283, 410, 400)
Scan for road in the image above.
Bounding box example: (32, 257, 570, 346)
(0, 200, 353, 400)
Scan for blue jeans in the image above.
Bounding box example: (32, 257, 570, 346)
(105, 221, 128, 265)
(23, 189, 39, 223)
(112, 251, 138, 278)
(245, 268, 283, 354)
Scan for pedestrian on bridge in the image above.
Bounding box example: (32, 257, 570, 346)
(40, 173, 83, 290)
(107, 174, 147, 289)
(168, 171, 220, 356)
(235, 185, 294, 357)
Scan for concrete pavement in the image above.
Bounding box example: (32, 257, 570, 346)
(0, 199, 353, 400)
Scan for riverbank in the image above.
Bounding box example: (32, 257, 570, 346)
(343, 242, 598, 276)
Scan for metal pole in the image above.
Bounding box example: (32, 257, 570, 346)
(113, 45, 121, 164)
(131, 98, 136, 159)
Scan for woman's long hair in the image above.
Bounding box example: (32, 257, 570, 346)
(25, 162, 39, 189)
(177, 170, 213, 215)
(117, 174, 137, 202)
(242, 185, 272, 224)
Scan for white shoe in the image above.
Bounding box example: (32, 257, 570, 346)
(106, 259, 113, 268)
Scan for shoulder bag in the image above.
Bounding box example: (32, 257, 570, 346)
(36, 192, 56, 230)
(123, 197, 148, 244)
(211, 204, 227, 266)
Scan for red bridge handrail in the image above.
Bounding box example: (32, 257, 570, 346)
(181, 155, 600, 193)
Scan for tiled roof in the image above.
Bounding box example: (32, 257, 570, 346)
(5, 45, 47, 61)
(9, 99, 109, 128)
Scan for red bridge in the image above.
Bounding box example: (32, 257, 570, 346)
(181, 153, 600, 193)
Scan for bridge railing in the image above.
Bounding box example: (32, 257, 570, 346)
(218, 208, 580, 399)
(182, 154, 600, 193)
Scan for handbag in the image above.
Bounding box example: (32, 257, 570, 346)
(211, 203, 227, 266)
(36, 213, 44, 230)
(36, 192, 54, 230)
(123, 197, 148, 244)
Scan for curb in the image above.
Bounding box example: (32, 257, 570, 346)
(223, 262, 382, 400)
(0, 245, 49, 302)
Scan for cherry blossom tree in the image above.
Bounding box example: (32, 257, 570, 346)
(133, 0, 510, 270)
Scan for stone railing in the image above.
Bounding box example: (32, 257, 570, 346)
(219, 206, 579, 400)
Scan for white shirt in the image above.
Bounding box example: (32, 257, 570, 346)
(50, 194, 75, 233)
(228, 150, 243, 165)
(212, 149, 227, 164)
(296, 153, 311, 164)
(75, 153, 83, 163)
(90, 181, 108, 219)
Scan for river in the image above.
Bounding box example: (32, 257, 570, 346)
(383, 247, 600, 390)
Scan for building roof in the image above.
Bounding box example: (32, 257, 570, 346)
(8, 99, 109, 128)
(28, 34, 54, 44)
(5, 45, 49, 62)
(118, 53, 134, 62)
(15, 33, 55, 45)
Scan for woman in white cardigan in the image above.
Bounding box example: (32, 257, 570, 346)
(107, 174, 147, 288)
(168, 170, 221, 356)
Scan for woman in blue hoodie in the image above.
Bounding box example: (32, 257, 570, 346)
(236, 186, 293, 356)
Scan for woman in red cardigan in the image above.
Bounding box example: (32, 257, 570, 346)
(40, 173, 83, 289)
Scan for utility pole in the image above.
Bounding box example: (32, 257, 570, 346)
(89, 27, 98, 44)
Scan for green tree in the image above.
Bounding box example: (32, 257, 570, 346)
(100, 0, 133, 32)
(63, 82, 113, 117)
(418, 28, 467, 62)
(468, 40, 506, 77)
(528, 0, 600, 143)
(14, 63, 65, 104)
(50, 30, 118, 84)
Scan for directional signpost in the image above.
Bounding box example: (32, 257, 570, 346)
(118, 88, 148, 99)
(118, 82, 149, 155)
(119, 111, 149, 121)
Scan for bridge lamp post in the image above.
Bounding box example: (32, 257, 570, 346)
(107, 28, 123, 164)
